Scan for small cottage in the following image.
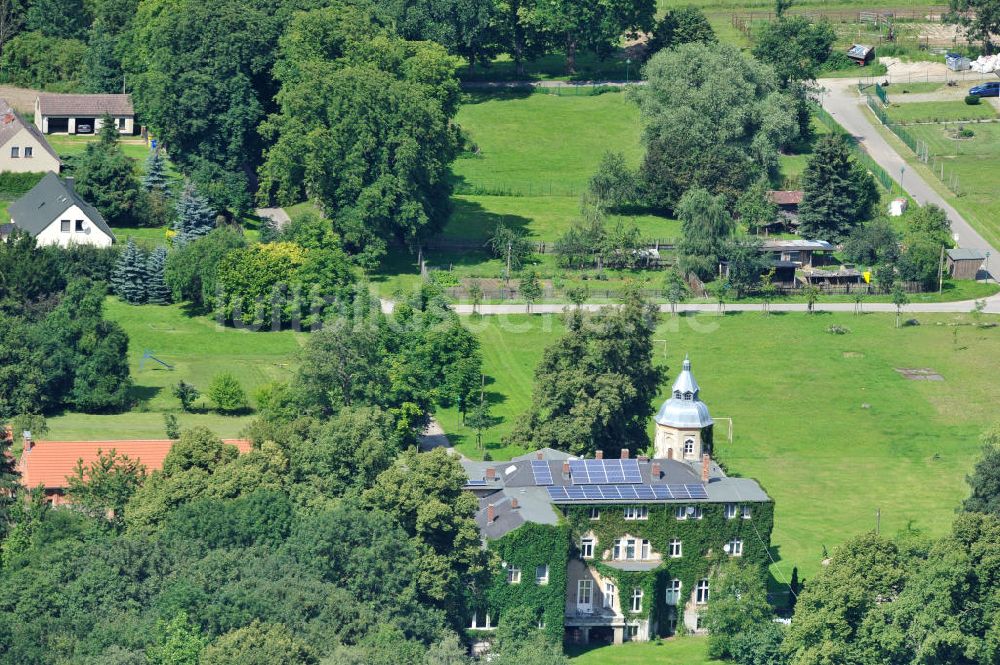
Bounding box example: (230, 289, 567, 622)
(7, 172, 115, 248)
(946, 248, 986, 280)
(0, 99, 61, 173)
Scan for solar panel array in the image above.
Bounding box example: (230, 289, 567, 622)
(530, 460, 554, 486)
(546, 484, 708, 502)
(568, 459, 643, 484)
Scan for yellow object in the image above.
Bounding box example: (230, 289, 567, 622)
(862, 271, 872, 284)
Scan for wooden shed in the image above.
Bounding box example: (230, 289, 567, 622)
(946, 248, 986, 280)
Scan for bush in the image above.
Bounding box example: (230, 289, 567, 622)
(207, 373, 249, 413)
(827, 325, 850, 335)
(965, 95, 982, 105)
(0, 172, 45, 197)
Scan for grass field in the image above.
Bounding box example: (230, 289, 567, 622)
(568, 637, 721, 664)
(870, 116, 1000, 250)
(46, 134, 151, 162)
(454, 91, 644, 195)
(438, 310, 1000, 583)
(46, 299, 303, 440)
(885, 100, 998, 124)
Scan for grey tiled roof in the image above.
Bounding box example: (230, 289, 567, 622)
(37, 93, 133, 117)
(8, 172, 114, 241)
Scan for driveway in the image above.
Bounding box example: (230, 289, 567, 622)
(818, 77, 998, 272)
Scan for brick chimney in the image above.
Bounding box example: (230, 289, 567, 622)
(536, 451, 544, 460)
(562, 461, 571, 479)
(487, 504, 496, 524)
(621, 448, 630, 459)
(701, 454, 711, 483)
(510, 498, 520, 510)
(651, 462, 661, 479)
(666, 448, 673, 460)
(485, 467, 496, 481)
(595, 450, 603, 460)
(638, 454, 649, 462)
(23, 430, 33, 452)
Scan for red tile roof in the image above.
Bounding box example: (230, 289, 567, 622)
(768, 190, 804, 206)
(17, 439, 252, 490)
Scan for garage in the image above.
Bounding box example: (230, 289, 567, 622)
(46, 117, 69, 133)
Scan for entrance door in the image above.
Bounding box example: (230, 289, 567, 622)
(577, 580, 593, 613)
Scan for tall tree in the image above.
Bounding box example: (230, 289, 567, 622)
(635, 43, 798, 210)
(173, 183, 216, 245)
(947, 0, 1000, 52)
(0, 421, 20, 541)
(25, 0, 89, 39)
(507, 288, 663, 457)
(676, 187, 733, 281)
(145, 246, 170, 305)
(963, 424, 1000, 516)
(112, 237, 148, 305)
(704, 561, 774, 660)
(74, 116, 142, 226)
(66, 449, 146, 526)
(753, 16, 836, 85)
(797, 134, 878, 242)
(142, 150, 169, 192)
(647, 5, 716, 55)
(373, 0, 501, 67)
(737, 178, 778, 234)
(525, 0, 654, 73)
(164, 227, 246, 311)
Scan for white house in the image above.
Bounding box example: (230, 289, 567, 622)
(5, 172, 115, 248)
(0, 99, 61, 173)
(34, 93, 136, 135)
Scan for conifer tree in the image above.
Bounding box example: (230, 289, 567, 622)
(0, 426, 21, 542)
(173, 183, 216, 245)
(798, 135, 878, 242)
(112, 238, 149, 304)
(142, 150, 169, 192)
(145, 246, 171, 305)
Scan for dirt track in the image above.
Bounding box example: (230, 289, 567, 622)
(0, 86, 41, 114)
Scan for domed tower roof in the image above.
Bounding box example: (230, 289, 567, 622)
(655, 355, 713, 429)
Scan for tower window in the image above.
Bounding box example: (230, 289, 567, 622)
(684, 439, 695, 456)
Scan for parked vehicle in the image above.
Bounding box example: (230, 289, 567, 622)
(968, 81, 1000, 97)
(76, 123, 93, 133)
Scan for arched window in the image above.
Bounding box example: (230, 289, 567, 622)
(684, 439, 695, 456)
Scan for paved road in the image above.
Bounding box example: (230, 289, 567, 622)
(818, 77, 998, 270)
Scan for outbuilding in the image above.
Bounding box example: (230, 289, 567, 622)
(34, 93, 136, 135)
(946, 248, 986, 280)
(761, 239, 835, 267)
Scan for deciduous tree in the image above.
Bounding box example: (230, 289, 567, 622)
(676, 187, 733, 281)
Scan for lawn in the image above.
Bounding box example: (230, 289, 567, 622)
(885, 100, 998, 124)
(46, 299, 303, 440)
(454, 91, 644, 195)
(568, 637, 721, 664)
(875, 118, 1000, 250)
(46, 134, 152, 162)
(439, 310, 1000, 584)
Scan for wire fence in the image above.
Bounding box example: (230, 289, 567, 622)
(864, 94, 963, 195)
(813, 102, 897, 192)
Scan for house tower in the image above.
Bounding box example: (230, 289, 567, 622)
(653, 356, 713, 461)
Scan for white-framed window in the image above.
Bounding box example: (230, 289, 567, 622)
(683, 439, 695, 456)
(603, 581, 616, 609)
(665, 579, 682, 605)
(691, 506, 703, 520)
(640, 539, 650, 559)
(507, 567, 521, 584)
(725, 503, 738, 520)
(580, 537, 595, 559)
(24, 146, 32, 158)
(612, 540, 621, 559)
(535, 565, 549, 584)
(727, 539, 743, 557)
(588, 507, 600, 520)
(696, 578, 710, 604)
(630, 588, 643, 613)
(10, 146, 18, 158)
(669, 538, 682, 558)
(578, 579, 593, 606)
(675, 505, 687, 520)
(117, 117, 127, 129)
(742, 505, 753, 520)
(624, 506, 648, 520)
(626, 624, 639, 639)
(60, 219, 70, 233)
(625, 538, 636, 560)
(75, 220, 85, 233)
(469, 611, 493, 630)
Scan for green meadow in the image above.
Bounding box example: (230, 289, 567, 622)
(568, 637, 721, 664)
(439, 310, 1000, 582)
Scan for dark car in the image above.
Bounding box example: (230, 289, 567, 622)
(969, 81, 1000, 97)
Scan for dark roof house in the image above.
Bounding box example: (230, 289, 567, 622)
(7, 172, 115, 247)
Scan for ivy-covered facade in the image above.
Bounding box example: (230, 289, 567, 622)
(461, 358, 774, 646)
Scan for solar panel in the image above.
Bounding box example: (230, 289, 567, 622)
(530, 460, 554, 486)
(546, 483, 709, 503)
(569, 459, 643, 484)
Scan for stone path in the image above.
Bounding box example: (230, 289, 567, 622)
(255, 207, 291, 229)
(418, 418, 456, 454)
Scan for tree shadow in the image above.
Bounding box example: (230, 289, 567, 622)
(129, 385, 162, 404)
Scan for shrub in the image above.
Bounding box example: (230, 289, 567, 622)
(965, 95, 981, 105)
(827, 324, 850, 335)
(959, 126, 975, 138)
(208, 372, 249, 413)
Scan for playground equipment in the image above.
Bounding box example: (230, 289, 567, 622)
(139, 349, 174, 371)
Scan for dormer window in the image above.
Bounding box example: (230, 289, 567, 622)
(673, 390, 682, 399)
(683, 391, 693, 401)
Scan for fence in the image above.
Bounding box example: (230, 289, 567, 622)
(421, 237, 678, 255)
(812, 103, 896, 192)
(863, 95, 963, 195)
(732, 7, 949, 42)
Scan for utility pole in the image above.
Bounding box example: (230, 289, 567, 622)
(506, 240, 512, 286)
(938, 244, 945, 294)
(875, 508, 881, 535)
